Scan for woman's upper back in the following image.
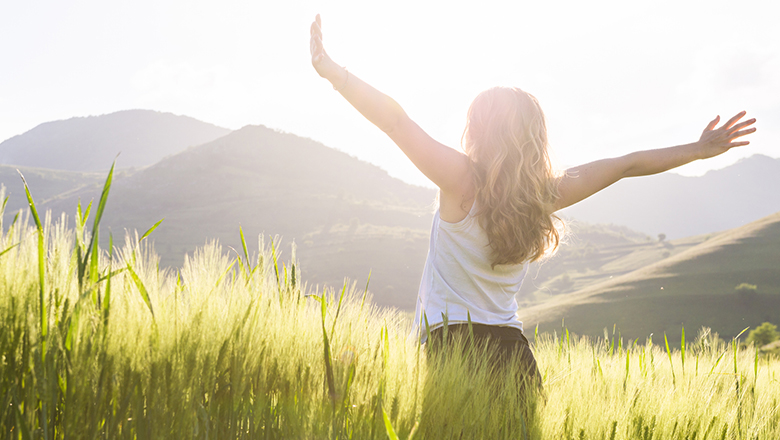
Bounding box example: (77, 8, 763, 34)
(411, 201, 528, 341)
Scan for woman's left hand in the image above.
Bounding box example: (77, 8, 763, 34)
(696, 111, 757, 159)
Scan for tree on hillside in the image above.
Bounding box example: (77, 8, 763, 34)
(746, 322, 780, 347)
(657, 233, 666, 242)
(735, 283, 758, 300)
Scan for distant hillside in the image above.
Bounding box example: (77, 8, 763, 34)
(38, 125, 436, 310)
(560, 154, 780, 239)
(0, 110, 231, 171)
(521, 211, 780, 344)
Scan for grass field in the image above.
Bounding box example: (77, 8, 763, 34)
(2, 174, 779, 439)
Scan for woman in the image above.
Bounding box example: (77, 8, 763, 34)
(309, 15, 756, 381)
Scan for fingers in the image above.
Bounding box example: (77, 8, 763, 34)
(310, 33, 321, 50)
(311, 15, 322, 37)
(698, 111, 757, 153)
(721, 111, 747, 130)
(724, 113, 756, 147)
(729, 126, 757, 140)
(703, 112, 756, 138)
(310, 15, 324, 61)
(705, 115, 720, 131)
(721, 112, 756, 143)
(309, 33, 319, 56)
(310, 21, 321, 39)
(727, 117, 756, 135)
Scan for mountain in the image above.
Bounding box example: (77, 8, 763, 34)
(0, 110, 231, 172)
(520, 211, 780, 344)
(559, 154, 780, 239)
(38, 124, 437, 310)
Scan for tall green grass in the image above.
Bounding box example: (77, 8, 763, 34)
(1, 173, 779, 439)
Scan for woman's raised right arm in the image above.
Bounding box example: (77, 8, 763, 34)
(309, 15, 470, 196)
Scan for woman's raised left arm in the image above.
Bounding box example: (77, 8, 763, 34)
(554, 111, 756, 211)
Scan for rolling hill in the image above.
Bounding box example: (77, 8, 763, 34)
(0, 109, 231, 172)
(520, 211, 780, 344)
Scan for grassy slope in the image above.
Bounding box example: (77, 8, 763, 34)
(519, 222, 656, 301)
(519, 230, 708, 304)
(521, 211, 780, 344)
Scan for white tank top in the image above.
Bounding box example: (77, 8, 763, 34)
(410, 203, 528, 342)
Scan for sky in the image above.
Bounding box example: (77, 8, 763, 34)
(1, 0, 778, 188)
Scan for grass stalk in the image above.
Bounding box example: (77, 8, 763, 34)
(18, 171, 47, 347)
(314, 294, 337, 408)
(126, 262, 155, 318)
(383, 406, 399, 440)
(681, 326, 686, 375)
(18, 171, 50, 438)
(80, 160, 115, 293)
(665, 332, 676, 385)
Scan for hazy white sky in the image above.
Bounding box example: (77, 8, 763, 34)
(1, 0, 778, 187)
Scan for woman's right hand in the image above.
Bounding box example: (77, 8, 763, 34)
(310, 14, 342, 82)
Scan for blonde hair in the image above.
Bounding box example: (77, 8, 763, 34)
(463, 87, 562, 267)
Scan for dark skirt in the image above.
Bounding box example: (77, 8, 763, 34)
(426, 323, 541, 387)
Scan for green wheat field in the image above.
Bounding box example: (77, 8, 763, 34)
(2, 167, 779, 439)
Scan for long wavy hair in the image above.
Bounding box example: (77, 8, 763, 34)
(463, 87, 563, 267)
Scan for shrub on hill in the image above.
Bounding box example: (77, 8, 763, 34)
(747, 322, 780, 348)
